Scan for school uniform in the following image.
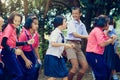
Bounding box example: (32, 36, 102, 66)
(104, 25, 120, 72)
(0, 31, 4, 80)
(0, 31, 3, 57)
(18, 28, 39, 80)
(86, 27, 111, 80)
(44, 28, 68, 78)
(1, 24, 23, 80)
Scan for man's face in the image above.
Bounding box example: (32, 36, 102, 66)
(72, 9, 81, 20)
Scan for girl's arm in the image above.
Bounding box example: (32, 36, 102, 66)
(72, 32, 88, 39)
(16, 42, 28, 46)
(15, 49, 32, 69)
(16, 38, 34, 46)
(1, 37, 32, 69)
(34, 47, 41, 64)
(51, 42, 75, 49)
(1, 37, 15, 53)
(100, 35, 117, 47)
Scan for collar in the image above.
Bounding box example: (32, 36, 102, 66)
(95, 27, 103, 31)
(55, 28, 62, 33)
(9, 24, 15, 29)
(23, 28, 37, 38)
(73, 19, 83, 25)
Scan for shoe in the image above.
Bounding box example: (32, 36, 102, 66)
(112, 74, 119, 80)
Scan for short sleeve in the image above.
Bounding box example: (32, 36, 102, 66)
(95, 30, 107, 45)
(49, 31, 59, 43)
(82, 24, 88, 35)
(34, 33, 40, 47)
(3, 25, 14, 38)
(19, 31, 27, 42)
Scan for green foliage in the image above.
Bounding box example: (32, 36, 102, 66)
(1, 0, 120, 60)
(38, 40, 49, 60)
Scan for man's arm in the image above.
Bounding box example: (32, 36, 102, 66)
(72, 32, 88, 39)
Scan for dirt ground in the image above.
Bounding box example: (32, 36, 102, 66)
(38, 68, 120, 80)
(38, 68, 93, 80)
(38, 71, 93, 80)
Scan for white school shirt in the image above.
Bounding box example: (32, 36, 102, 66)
(46, 28, 64, 58)
(66, 19, 88, 41)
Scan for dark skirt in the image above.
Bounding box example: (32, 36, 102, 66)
(103, 44, 120, 72)
(86, 52, 111, 80)
(44, 55, 68, 78)
(1, 48, 23, 80)
(17, 51, 36, 80)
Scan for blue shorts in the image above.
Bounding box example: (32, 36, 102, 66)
(44, 55, 68, 78)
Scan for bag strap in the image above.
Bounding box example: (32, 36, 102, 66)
(24, 30, 34, 50)
(24, 30, 37, 59)
(60, 33, 64, 43)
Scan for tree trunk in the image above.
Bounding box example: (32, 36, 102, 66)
(43, 0, 51, 18)
(73, 0, 80, 7)
(0, 0, 2, 16)
(41, 0, 51, 56)
(69, 0, 80, 7)
(23, 0, 28, 19)
(84, 0, 93, 32)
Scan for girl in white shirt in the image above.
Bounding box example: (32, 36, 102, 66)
(44, 15, 74, 80)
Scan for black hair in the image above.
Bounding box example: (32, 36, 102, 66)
(71, 7, 81, 13)
(93, 17, 98, 27)
(108, 15, 116, 28)
(2, 22, 8, 31)
(24, 16, 38, 29)
(26, 13, 37, 19)
(53, 15, 65, 28)
(94, 15, 109, 28)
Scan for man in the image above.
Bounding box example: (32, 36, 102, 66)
(66, 7, 88, 80)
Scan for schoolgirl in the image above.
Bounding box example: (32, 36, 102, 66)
(0, 16, 4, 51)
(0, 16, 4, 80)
(18, 16, 41, 80)
(44, 15, 74, 80)
(104, 16, 119, 80)
(86, 15, 117, 80)
(1, 11, 34, 80)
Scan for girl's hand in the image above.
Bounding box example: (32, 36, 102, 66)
(15, 48, 22, 55)
(111, 35, 117, 40)
(25, 59, 32, 69)
(27, 39, 34, 45)
(111, 35, 117, 44)
(37, 59, 42, 65)
(65, 44, 75, 49)
(71, 43, 75, 48)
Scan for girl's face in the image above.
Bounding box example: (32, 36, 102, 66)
(103, 23, 109, 30)
(13, 15, 21, 28)
(62, 19, 67, 29)
(31, 19, 39, 31)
